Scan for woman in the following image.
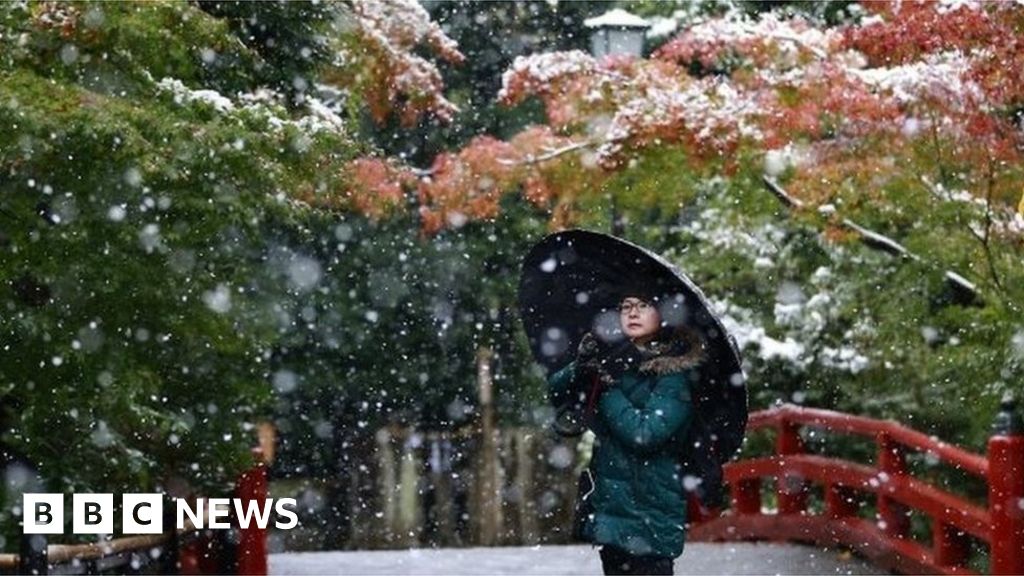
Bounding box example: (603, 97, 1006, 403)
(547, 288, 706, 576)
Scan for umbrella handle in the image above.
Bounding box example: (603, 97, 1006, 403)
(583, 372, 603, 424)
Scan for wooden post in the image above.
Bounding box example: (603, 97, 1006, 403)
(256, 422, 276, 467)
(933, 523, 968, 568)
(776, 417, 808, 515)
(989, 395, 1024, 575)
(877, 432, 910, 539)
(498, 431, 514, 545)
(396, 434, 423, 546)
(825, 483, 859, 519)
(515, 429, 538, 545)
(235, 447, 268, 576)
(376, 427, 397, 545)
(731, 478, 761, 516)
(473, 345, 502, 546)
(428, 432, 455, 546)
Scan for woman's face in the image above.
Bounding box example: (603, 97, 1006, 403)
(619, 297, 661, 343)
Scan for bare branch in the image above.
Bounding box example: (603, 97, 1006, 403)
(980, 158, 1005, 292)
(762, 175, 805, 209)
(772, 33, 827, 59)
(762, 177, 983, 305)
(920, 171, 1008, 296)
(840, 218, 919, 261)
(497, 139, 598, 167)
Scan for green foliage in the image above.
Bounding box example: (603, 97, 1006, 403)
(0, 0, 361, 547)
(270, 194, 554, 478)
(563, 131, 1022, 458)
(1, 1, 259, 97)
(195, 0, 336, 99)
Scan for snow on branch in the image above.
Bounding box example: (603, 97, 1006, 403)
(338, 0, 464, 126)
(655, 11, 842, 70)
(762, 176, 805, 209)
(839, 218, 919, 260)
(762, 178, 982, 304)
(343, 2, 1024, 239)
(155, 77, 349, 137)
(496, 139, 597, 167)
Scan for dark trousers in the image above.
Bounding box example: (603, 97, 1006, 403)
(599, 545, 674, 575)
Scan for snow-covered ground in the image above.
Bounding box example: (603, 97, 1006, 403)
(271, 543, 884, 575)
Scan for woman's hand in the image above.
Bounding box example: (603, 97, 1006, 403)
(575, 333, 640, 389)
(602, 340, 642, 380)
(575, 332, 604, 373)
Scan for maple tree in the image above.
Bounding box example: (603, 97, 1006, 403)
(342, 1, 1023, 242)
(334, 0, 465, 126)
(336, 0, 1024, 453)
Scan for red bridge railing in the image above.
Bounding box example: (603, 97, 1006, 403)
(2, 447, 269, 576)
(689, 397, 1024, 575)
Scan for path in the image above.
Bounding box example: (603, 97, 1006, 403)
(271, 542, 886, 575)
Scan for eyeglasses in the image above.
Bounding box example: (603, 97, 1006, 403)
(618, 300, 653, 314)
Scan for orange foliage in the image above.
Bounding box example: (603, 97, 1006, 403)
(343, 1, 1024, 238)
(415, 137, 519, 231)
(343, 158, 415, 219)
(340, 0, 465, 127)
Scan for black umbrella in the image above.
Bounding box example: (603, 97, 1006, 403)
(518, 228, 747, 507)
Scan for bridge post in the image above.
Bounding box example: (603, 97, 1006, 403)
(824, 484, 858, 519)
(235, 447, 269, 576)
(933, 523, 968, 568)
(731, 478, 761, 515)
(988, 395, 1024, 575)
(776, 416, 808, 515)
(876, 432, 910, 539)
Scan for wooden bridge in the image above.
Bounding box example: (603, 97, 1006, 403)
(689, 397, 1024, 575)
(4, 399, 1022, 575)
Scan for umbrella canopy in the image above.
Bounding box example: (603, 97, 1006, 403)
(518, 229, 747, 503)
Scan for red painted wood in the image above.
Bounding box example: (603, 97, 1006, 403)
(878, 432, 911, 539)
(690, 514, 977, 576)
(723, 455, 990, 539)
(825, 483, 859, 518)
(732, 477, 761, 515)
(934, 522, 970, 568)
(235, 454, 269, 576)
(696, 404, 1024, 575)
(775, 418, 808, 515)
(748, 406, 988, 477)
(686, 493, 720, 524)
(987, 435, 1024, 575)
(179, 535, 222, 575)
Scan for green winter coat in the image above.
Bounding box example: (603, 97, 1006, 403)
(547, 327, 704, 558)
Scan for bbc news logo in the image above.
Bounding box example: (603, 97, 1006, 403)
(22, 494, 298, 534)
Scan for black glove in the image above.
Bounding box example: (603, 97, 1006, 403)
(600, 339, 642, 381)
(575, 333, 642, 388)
(575, 332, 621, 389)
(574, 332, 604, 374)
(552, 333, 608, 437)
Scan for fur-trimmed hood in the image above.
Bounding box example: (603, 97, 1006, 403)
(634, 325, 707, 376)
